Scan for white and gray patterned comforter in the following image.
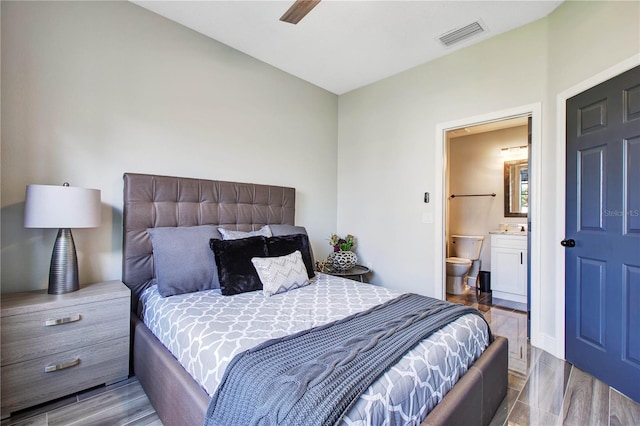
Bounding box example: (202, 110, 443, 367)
(139, 273, 489, 425)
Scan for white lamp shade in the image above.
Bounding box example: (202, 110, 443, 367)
(24, 184, 102, 228)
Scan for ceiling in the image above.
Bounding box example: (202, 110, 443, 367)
(132, 0, 563, 95)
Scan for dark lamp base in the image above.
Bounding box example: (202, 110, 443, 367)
(48, 228, 80, 294)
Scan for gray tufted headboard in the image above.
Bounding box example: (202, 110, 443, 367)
(122, 173, 295, 312)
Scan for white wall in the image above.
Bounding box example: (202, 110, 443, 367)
(337, 0, 639, 356)
(1, 1, 338, 293)
(448, 126, 528, 270)
(338, 16, 548, 295)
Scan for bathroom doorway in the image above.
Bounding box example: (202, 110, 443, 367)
(444, 116, 531, 336)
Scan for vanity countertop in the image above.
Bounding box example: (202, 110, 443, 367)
(489, 230, 527, 236)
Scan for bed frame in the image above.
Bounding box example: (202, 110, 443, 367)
(122, 172, 508, 426)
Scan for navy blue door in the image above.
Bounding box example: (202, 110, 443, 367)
(565, 65, 640, 403)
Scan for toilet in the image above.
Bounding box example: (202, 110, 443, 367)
(446, 235, 484, 295)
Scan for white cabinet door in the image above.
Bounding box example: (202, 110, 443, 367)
(518, 248, 528, 296)
(490, 234, 527, 302)
(492, 247, 525, 294)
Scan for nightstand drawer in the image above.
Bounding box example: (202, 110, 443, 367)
(1, 336, 129, 416)
(1, 298, 129, 366)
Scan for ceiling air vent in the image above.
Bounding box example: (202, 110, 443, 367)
(439, 21, 485, 47)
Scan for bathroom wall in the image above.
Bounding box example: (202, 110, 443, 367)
(447, 125, 528, 271)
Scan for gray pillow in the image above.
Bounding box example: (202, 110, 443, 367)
(148, 225, 222, 297)
(218, 225, 272, 240)
(269, 224, 308, 237)
(269, 224, 316, 268)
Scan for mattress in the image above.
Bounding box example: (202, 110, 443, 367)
(139, 273, 490, 424)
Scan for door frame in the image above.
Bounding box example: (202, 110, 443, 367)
(555, 55, 640, 359)
(435, 102, 543, 347)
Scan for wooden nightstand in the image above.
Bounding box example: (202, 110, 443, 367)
(1, 280, 130, 418)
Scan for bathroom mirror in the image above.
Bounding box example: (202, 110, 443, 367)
(504, 159, 528, 217)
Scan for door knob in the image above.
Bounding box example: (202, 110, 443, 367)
(561, 239, 576, 247)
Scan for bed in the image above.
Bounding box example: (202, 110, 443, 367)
(122, 172, 507, 426)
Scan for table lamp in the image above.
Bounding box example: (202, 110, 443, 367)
(24, 182, 101, 294)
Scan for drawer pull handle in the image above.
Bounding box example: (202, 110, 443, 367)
(44, 357, 80, 373)
(44, 314, 81, 326)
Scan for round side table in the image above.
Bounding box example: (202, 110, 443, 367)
(322, 265, 371, 283)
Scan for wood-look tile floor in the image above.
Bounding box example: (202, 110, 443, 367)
(448, 286, 640, 426)
(1, 377, 160, 426)
(3, 288, 639, 426)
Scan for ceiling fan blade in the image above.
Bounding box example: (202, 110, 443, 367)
(279, 0, 321, 24)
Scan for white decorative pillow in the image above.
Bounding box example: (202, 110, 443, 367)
(251, 250, 310, 297)
(219, 225, 272, 240)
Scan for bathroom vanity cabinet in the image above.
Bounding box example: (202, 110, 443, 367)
(490, 233, 527, 303)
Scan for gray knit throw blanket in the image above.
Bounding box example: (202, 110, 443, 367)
(204, 293, 489, 426)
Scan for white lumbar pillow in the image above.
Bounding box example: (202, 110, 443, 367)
(251, 250, 310, 297)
